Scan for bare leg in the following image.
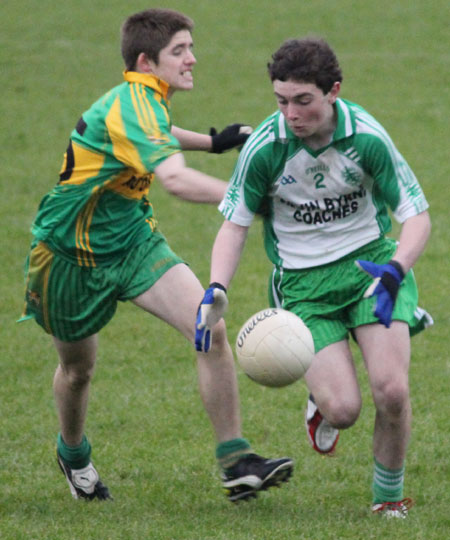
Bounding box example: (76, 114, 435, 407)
(355, 322, 411, 469)
(304, 339, 362, 428)
(53, 334, 98, 446)
(195, 325, 242, 442)
(132, 264, 241, 442)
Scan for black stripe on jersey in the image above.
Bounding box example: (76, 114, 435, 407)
(59, 141, 74, 182)
(76, 116, 87, 135)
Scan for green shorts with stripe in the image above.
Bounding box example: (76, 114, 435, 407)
(269, 237, 431, 353)
(20, 231, 183, 342)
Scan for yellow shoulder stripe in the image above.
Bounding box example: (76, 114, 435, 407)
(105, 96, 147, 175)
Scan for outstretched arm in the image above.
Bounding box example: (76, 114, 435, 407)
(210, 220, 249, 289)
(155, 152, 227, 204)
(195, 220, 249, 352)
(171, 126, 212, 151)
(171, 124, 251, 153)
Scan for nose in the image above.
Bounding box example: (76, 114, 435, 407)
(186, 50, 196, 65)
(285, 102, 299, 120)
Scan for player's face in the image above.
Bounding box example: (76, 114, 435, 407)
(150, 30, 196, 93)
(273, 80, 340, 141)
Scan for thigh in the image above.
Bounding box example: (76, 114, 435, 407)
(131, 263, 204, 343)
(305, 339, 361, 407)
(355, 321, 410, 393)
(118, 231, 184, 301)
(270, 266, 350, 353)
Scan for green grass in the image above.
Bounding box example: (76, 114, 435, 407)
(1, 0, 449, 538)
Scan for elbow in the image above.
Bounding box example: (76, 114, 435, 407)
(408, 210, 431, 237)
(160, 173, 185, 198)
(422, 210, 432, 240)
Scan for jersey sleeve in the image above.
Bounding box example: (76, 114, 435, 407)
(219, 138, 273, 225)
(360, 132, 429, 223)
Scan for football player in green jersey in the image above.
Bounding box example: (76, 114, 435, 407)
(21, 8, 293, 502)
(196, 37, 432, 518)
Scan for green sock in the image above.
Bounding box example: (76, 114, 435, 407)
(57, 433, 91, 469)
(216, 438, 251, 470)
(372, 458, 405, 504)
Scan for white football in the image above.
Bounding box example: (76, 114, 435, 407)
(235, 308, 314, 388)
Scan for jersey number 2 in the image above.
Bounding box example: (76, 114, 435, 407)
(314, 173, 326, 189)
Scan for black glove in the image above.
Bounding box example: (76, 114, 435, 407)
(210, 124, 252, 153)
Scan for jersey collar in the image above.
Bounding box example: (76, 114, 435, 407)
(332, 98, 355, 141)
(123, 71, 171, 101)
(274, 97, 356, 143)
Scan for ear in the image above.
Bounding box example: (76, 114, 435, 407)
(328, 81, 341, 104)
(136, 52, 155, 74)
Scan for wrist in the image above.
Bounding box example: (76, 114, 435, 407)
(209, 127, 219, 153)
(209, 282, 227, 293)
(388, 259, 405, 280)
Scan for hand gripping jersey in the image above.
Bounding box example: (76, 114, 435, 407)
(219, 98, 428, 269)
(31, 72, 181, 267)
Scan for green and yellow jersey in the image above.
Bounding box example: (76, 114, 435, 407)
(32, 71, 181, 267)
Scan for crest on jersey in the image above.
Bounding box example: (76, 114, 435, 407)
(341, 166, 362, 186)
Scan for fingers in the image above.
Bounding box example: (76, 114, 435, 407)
(355, 259, 381, 277)
(239, 125, 253, 135)
(205, 289, 228, 327)
(363, 276, 381, 298)
(194, 286, 228, 352)
(195, 326, 211, 352)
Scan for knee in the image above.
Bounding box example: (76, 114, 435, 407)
(327, 404, 361, 429)
(59, 363, 94, 390)
(209, 319, 230, 352)
(373, 379, 410, 418)
(54, 335, 97, 390)
(319, 396, 361, 429)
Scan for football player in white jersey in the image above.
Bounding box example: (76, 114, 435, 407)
(195, 37, 432, 518)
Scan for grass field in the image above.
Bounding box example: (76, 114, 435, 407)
(1, 0, 449, 538)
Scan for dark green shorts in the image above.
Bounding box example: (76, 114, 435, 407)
(20, 232, 183, 342)
(269, 238, 428, 353)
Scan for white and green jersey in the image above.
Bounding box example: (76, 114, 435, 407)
(219, 98, 428, 269)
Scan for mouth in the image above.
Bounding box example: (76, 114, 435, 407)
(291, 124, 308, 133)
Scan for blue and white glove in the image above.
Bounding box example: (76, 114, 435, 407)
(355, 259, 405, 328)
(195, 283, 228, 352)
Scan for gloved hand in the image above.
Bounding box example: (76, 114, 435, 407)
(195, 283, 228, 352)
(355, 259, 405, 328)
(210, 124, 252, 153)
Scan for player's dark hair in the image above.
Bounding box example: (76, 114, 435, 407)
(121, 8, 194, 70)
(267, 38, 343, 94)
